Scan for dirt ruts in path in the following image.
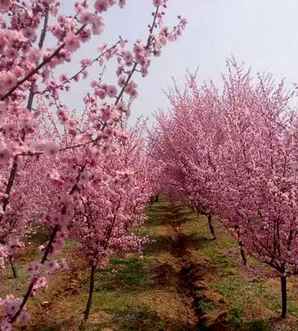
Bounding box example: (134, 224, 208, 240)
(151, 201, 228, 330)
(168, 205, 204, 330)
(167, 204, 229, 331)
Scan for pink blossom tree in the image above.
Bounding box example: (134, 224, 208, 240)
(216, 62, 298, 318)
(150, 60, 298, 318)
(0, 0, 186, 329)
(71, 130, 153, 325)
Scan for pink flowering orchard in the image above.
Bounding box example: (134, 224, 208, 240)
(150, 61, 298, 319)
(3, 0, 297, 328)
(0, 0, 186, 329)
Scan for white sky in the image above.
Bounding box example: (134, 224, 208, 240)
(60, 0, 298, 125)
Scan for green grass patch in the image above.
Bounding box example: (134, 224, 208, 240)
(95, 257, 152, 291)
(112, 306, 166, 331)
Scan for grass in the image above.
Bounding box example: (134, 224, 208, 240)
(185, 213, 298, 330)
(1, 199, 298, 330)
(95, 257, 152, 290)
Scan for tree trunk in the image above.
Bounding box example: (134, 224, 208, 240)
(235, 227, 247, 265)
(9, 257, 17, 279)
(239, 242, 247, 266)
(207, 214, 216, 240)
(81, 264, 96, 328)
(155, 194, 159, 202)
(281, 274, 287, 318)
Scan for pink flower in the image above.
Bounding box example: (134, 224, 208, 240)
(59, 74, 68, 82)
(27, 262, 41, 276)
(79, 29, 92, 43)
(125, 81, 138, 98)
(94, 0, 108, 13)
(13, 66, 25, 79)
(81, 58, 92, 67)
(153, 0, 162, 7)
(135, 53, 147, 66)
(79, 11, 94, 24)
(107, 85, 117, 98)
(116, 102, 127, 114)
(101, 106, 112, 122)
(0, 0, 10, 13)
(0, 71, 16, 92)
(58, 110, 68, 123)
(32, 277, 48, 292)
(4, 48, 17, 59)
(22, 27, 36, 42)
(118, 0, 126, 8)
(0, 296, 23, 328)
(91, 80, 98, 88)
(118, 76, 127, 87)
(122, 51, 133, 66)
(64, 32, 80, 52)
(95, 88, 107, 99)
(6, 302, 18, 317)
(116, 66, 124, 76)
(27, 48, 41, 64)
(0, 319, 12, 331)
(46, 260, 60, 274)
(91, 15, 104, 35)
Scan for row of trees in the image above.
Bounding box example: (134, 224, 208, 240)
(149, 60, 298, 319)
(0, 0, 185, 329)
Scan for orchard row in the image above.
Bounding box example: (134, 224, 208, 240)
(149, 60, 298, 319)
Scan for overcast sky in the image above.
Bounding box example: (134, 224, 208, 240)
(60, 0, 298, 125)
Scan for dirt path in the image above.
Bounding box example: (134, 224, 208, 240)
(169, 210, 201, 330)
(150, 201, 220, 330)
